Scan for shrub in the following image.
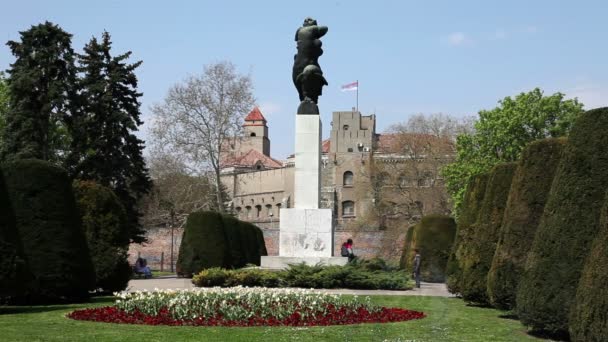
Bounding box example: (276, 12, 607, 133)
(516, 107, 608, 335)
(486, 138, 565, 310)
(73, 180, 131, 293)
(192, 268, 231, 287)
(446, 173, 490, 294)
(192, 261, 411, 290)
(0, 168, 28, 300)
(460, 163, 517, 305)
(401, 215, 456, 282)
(177, 211, 226, 277)
(1, 159, 95, 302)
(220, 215, 248, 268)
(569, 192, 608, 342)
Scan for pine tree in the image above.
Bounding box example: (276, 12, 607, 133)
(67, 31, 151, 243)
(1, 22, 76, 162)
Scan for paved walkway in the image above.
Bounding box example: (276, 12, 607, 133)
(127, 277, 453, 297)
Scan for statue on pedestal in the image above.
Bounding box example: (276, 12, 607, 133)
(292, 17, 328, 114)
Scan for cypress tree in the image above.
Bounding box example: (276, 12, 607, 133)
(486, 138, 565, 310)
(516, 107, 608, 336)
(67, 31, 151, 243)
(1, 22, 76, 162)
(460, 162, 517, 305)
(445, 173, 489, 295)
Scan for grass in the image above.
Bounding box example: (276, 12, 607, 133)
(0, 295, 544, 342)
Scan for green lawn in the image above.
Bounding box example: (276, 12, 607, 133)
(0, 295, 543, 342)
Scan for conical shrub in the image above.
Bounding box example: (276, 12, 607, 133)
(516, 107, 608, 336)
(460, 162, 517, 305)
(569, 191, 608, 342)
(446, 173, 489, 294)
(487, 138, 565, 310)
(401, 215, 456, 282)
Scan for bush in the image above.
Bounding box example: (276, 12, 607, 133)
(177, 211, 226, 277)
(1, 159, 95, 303)
(177, 211, 268, 277)
(0, 168, 28, 301)
(516, 107, 608, 335)
(486, 138, 565, 310)
(73, 180, 131, 293)
(446, 173, 490, 294)
(569, 192, 608, 341)
(401, 215, 456, 282)
(460, 163, 517, 305)
(192, 260, 411, 290)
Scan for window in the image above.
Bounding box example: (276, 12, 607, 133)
(276, 203, 282, 217)
(266, 204, 273, 217)
(398, 174, 409, 187)
(235, 206, 242, 218)
(343, 124, 349, 131)
(250, 132, 256, 137)
(342, 201, 355, 217)
(255, 205, 262, 218)
(245, 206, 252, 219)
(343, 171, 354, 186)
(347, 147, 353, 152)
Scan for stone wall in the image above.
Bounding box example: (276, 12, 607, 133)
(128, 226, 184, 271)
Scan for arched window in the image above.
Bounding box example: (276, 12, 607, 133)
(342, 201, 355, 217)
(255, 205, 262, 218)
(250, 132, 256, 137)
(235, 207, 242, 218)
(276, 203, 282, 218)
(398, 173, 409, 187)
(343, 171, 354, 186)
(245, 206, 252, 219)
(265, 204, 273, 217)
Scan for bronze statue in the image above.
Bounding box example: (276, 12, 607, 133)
(293, 17, 328, 114)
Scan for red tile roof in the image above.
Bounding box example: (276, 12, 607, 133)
(221, 149, 283, 169)
(244, 107, 267, 123)
(322, 139, 331, 153)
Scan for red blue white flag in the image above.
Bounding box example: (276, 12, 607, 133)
(341, 81, 358, 92)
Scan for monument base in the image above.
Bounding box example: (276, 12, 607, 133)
(260, 256, 348, 269)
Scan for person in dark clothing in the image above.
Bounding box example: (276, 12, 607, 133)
(412, 249, 421, 288)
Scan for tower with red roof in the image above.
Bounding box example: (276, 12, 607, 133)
(242, 107, 270, 156)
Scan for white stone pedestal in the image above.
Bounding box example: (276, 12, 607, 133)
(260, 113, 348, 269)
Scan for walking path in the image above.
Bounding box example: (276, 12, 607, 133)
(127, 277, 453, 297)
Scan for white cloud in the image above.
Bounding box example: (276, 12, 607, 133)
(567, 84, 608, 109)
(445, 32, 472, 47)
(258, 101, 282, 117)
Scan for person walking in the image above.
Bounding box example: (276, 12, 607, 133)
(412, 249, 421, 288)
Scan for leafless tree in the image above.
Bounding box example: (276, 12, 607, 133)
(391, 113, 476, 140)
(150, 61, 255, 212)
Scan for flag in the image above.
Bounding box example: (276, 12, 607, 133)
(341, 81, 358, 92)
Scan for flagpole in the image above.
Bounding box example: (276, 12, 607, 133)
(356, 79, 359, 112)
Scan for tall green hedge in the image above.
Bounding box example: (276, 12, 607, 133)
(177, 211, 226, 277)
(569, 191, 608, 342)
(446, 173, 489, 295)
(516, 107, 608, 335)
(0, 170, 28, 300)
(73, 180, 131, 293)
(460, 163, 517, 305)
(400, 215, 456, 282)
(486, 138, 565, 310)
(176, 211, 267, 277)
(1, 159, 95, 302)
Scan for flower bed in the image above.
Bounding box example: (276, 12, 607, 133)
(68, 287, 425, 326)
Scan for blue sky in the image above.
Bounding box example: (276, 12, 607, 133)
(1, 0, 607, 159)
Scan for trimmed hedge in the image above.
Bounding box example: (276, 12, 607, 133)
(400, 215, 456, 282)
(446, 173, 489, 294)
(486, 138, 565, 310)
(73, 180, 131, 293)
(569, 192, 608, 341)
(516, 107, 608, 335)
(177, 211, 267, 277)
(1, 159, 95, 302)
(460, 163, 517, 305)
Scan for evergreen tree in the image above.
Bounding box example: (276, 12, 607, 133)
(67, 31, 151, 243)
(1, 22, 76, 162)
